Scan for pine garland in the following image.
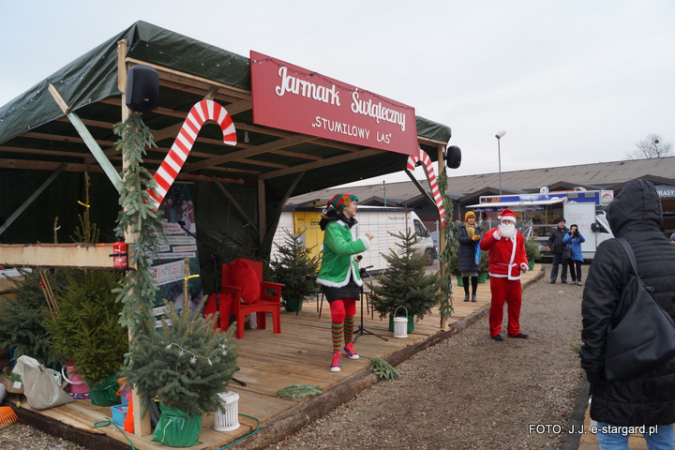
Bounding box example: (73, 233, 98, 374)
(112, 112, 166, 340)
(437, 170, 457, 319)
(369, 358, 401, 380)
(277, 384, 323, 398)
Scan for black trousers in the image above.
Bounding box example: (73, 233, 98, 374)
(462, 276, 478, 295)
(568, 259, 582, 281)
(550, 252, 568, 282)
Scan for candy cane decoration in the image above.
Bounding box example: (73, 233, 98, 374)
(147, 100, 237, 209)
(406, 148, 446, 225)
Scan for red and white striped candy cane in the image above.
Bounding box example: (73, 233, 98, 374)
(406, 148, 447, 225)
(148, 100, 237, 209)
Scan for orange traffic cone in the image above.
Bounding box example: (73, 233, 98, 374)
(123, 394, 134, 433)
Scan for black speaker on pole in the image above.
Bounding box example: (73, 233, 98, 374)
(445, 145, 462, 169)
(125, 65, 159, 113)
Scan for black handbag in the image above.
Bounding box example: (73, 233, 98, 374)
(604, 238, 675, 381)
(563, 246, 572, 259)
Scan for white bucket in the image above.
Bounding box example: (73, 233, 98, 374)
(214, 391, 240, 432)
(393, 306, 408, 339)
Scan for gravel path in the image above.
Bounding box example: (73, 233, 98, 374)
(0, 422, 87, 449)
(264, 274, 586, 450)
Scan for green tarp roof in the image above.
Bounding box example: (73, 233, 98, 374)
(0, 20, 451, 146)
(0, 20, 454, 268)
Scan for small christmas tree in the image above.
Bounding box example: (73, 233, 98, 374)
(270, 229, 319, 312)
(44, 269, 125, 384)
(124, 300, 239, 418)
(369, 226, 443, 322)
(0, 269, 66, 369)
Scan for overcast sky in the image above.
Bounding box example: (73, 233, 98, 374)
(2, 0, 673, 185)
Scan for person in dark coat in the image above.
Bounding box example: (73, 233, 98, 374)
(547, 217, 569, 283)
(457, 211, 482, 302)
(581, 179, 675, 449)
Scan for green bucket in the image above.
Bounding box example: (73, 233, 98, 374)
(88, 376, 121, 407)
(284, 297, 303, 312)
(477, 273, 488, 284)
(152, 404, 203, 447)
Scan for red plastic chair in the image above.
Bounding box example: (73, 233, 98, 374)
(215, 258, 284, 339)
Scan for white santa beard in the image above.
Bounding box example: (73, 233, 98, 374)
(500, 223, 516, 239)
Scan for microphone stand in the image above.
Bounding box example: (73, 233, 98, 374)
(176, 221, 246, 387)
(353, 265, 388, 343)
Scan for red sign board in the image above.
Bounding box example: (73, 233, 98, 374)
(250, 51, 418, 156)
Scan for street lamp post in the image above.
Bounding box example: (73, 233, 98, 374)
(495, 130, 506, 195)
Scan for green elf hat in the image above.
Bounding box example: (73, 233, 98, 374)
(327, 194, 358, 211)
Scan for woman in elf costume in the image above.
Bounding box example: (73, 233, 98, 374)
(317, 194, 373, 372)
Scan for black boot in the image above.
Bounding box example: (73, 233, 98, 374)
(463, 277, 470, 302)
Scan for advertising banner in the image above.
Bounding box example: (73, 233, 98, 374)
(250, 51, 418, 156)
(149, 183, 203, 314)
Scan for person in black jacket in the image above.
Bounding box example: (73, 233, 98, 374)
(457, 211, 482, 302)
(581, 179, 675, 449)
(547, 218, 569, 284)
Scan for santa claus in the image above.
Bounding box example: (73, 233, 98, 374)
(479, 208, 529, 341)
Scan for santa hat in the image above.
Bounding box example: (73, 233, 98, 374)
(498, 208, 517, 223)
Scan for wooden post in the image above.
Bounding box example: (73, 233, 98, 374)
(118, 39, 152, 437)
(438, 143, 447, 329)
(258, 179, 266, 246)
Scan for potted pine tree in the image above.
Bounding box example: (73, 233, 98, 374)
(270, 229, 320, 312)
(124, 301, 239, 447)
(43, 175, 126, 405)
(368, 228, 444, 333)
(45, 269, 125, 405)
(477, 251, 489, 283)
(524, 237, 542, 271)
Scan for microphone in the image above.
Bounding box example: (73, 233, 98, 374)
(177, 221, 186, 226)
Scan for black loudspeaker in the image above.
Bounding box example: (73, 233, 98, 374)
(125, 65, 159, 112)
(445, 145, 462, 169)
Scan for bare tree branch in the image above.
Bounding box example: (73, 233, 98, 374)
(626, 133, 673, 159)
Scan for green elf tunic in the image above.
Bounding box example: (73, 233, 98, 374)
(316, 210, 372, 302)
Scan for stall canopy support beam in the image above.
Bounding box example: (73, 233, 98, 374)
(47, 84, 123, 192)
(401, 161, 438, 210)
(260, 172, 305, 253)
(0, 163, 66, 237)
(211, 175, 260, 236)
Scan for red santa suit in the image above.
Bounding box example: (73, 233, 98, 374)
(479, 209, 529, 338)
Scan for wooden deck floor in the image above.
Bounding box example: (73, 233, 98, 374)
(12, 267, 543, 449)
